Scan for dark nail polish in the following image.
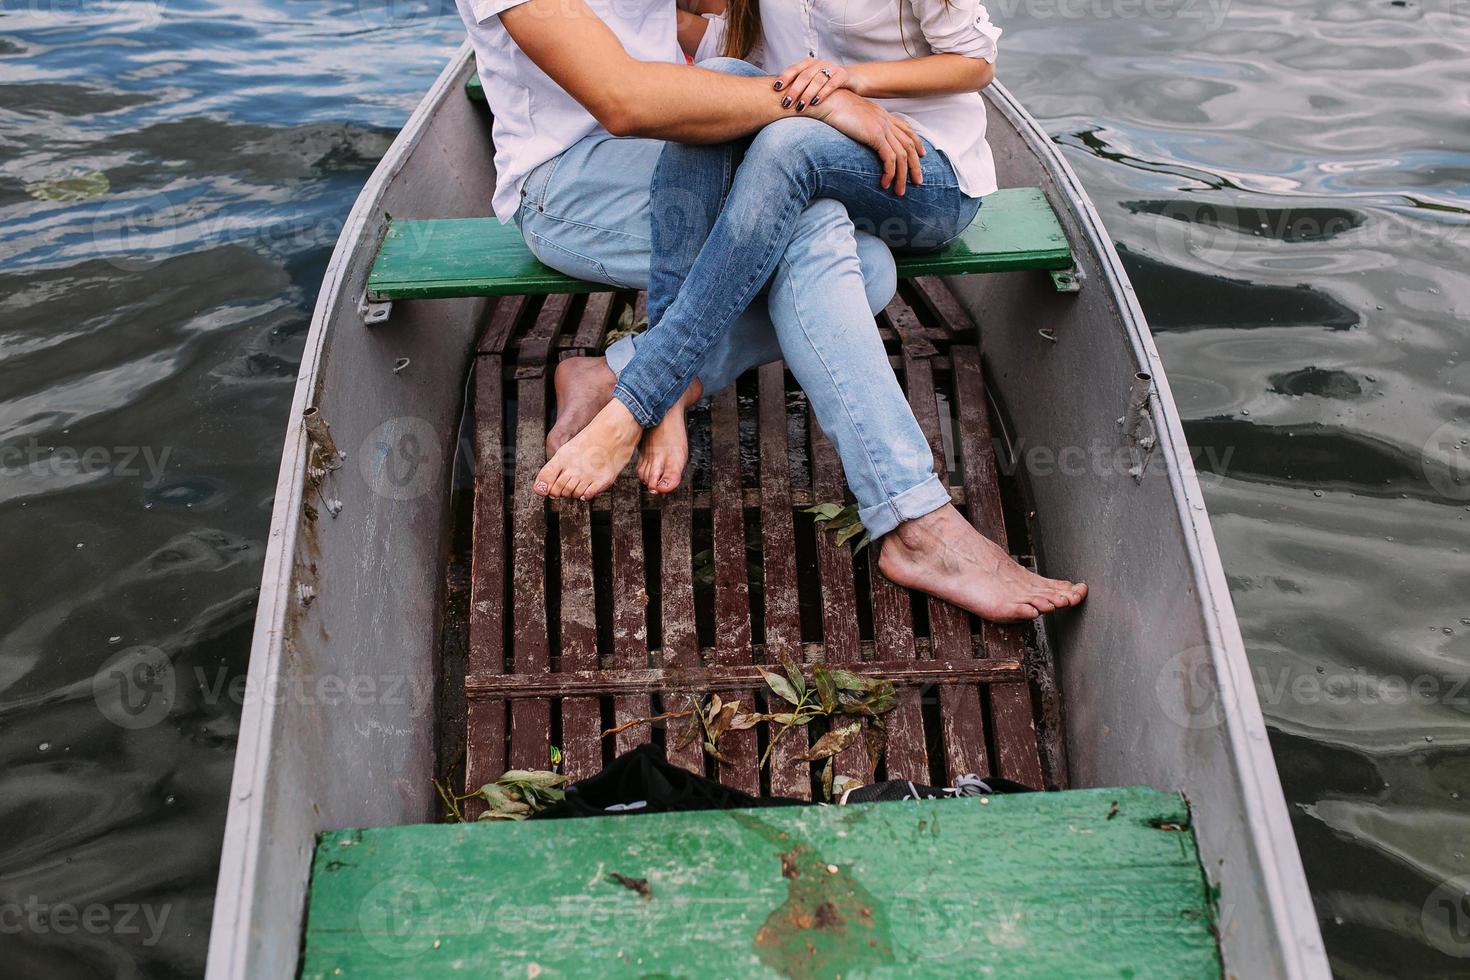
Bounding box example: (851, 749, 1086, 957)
(781, 96, 792, 108)
(809, 96, 820, 106)
(773, 80, 784, 90)
(795, 100, 805, 110)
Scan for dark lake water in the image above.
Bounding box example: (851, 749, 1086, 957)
(1, 0, 1466, 976)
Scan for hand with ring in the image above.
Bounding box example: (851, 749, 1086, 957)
(773, 58, 854, 111)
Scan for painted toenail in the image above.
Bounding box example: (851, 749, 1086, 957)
(535, 481, 548, 493)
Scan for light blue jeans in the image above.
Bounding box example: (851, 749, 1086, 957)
(634, 58, 983, 426)
(515, 138, 950, 538)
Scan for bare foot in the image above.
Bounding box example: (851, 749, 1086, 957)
(636, 378, 703, 494)
(534, 398, 643, 500)
(877, 504, 1087, 622)
(546, 356, 616, 457)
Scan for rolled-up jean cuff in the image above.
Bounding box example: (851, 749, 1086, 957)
(858, 474, 951, 540)
(605, 335, 636, 376)
(612, 380, 657, 429)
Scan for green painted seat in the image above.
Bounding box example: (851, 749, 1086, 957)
(299, 786, 1221, 978)
(367, 186, 1072, 302)
(367, 72, 1074, 305)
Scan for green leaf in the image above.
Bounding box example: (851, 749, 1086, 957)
(821, 757, 836, 802)
(834, 522, 866, 547)
(500, 769, 567, 790)
(813, 665, 837, 714)
(804, 502, 845, 521)
(827, 669, 873, 692)
(779, 651, 806, 699)
(758, 666, 801, 706)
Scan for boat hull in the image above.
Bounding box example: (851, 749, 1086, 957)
(206, 43, 1327, 979)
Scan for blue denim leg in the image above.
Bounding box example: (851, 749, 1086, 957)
(517, 133, 943, 536)
(612, 114, 982, 428)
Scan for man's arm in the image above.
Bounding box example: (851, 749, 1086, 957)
(499, 0, 924, 188)
(500, 0, 783, 142)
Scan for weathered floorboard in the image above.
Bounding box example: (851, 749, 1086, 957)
(610, 470, 652, 756)
(708, 387, 759, 794)
(807, 422, 872, 784)
(657, 479, 703, 773)
(901, 338, 990, 783)
(506, 296, 566, 771)
(758, 364, 812, 799)
(465, 354, 507, 804)
(952, 344, 1045, 788)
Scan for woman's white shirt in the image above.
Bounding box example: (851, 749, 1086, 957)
(696, 0, 1001, 198)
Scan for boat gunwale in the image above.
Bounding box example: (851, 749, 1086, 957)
(979, 82, 1327, 976)
(203, 42, 480, 980)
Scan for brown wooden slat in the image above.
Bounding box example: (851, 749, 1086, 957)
(466, 354, 508, 801)
(553, 370, 603, 775)
(570, 291, 613, 350)
(479, 294, 529, 355)
(907, 277, 976, 337)
(708, 386, 759, 794)
(902, 342, 990, 783)
(865, 379, 927, 782)
(466, 659, 1024, 698)
(507, 297, 568, 771)
(953, 345, 1044, 788)
(807, 423, 873, 784)
(758, 363, 810, 799)
(658, 479, 703, 773)
(610, 469, 652, 755)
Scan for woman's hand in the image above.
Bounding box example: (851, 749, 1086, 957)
(806, 90, 925, 195)
(774, 58, 857, 110)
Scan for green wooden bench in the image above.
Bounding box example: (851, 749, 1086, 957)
(360, 73, 1078, 319)
(299, 786, 1222, 978)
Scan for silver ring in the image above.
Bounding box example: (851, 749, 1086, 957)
(820, 67, 833, 78)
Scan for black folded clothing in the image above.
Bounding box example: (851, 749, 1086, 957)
(531, 744, 803, 819)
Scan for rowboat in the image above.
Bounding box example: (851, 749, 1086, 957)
(205, 42, 1329, 978)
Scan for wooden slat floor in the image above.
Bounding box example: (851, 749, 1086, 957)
(464, 278, 1055, 800)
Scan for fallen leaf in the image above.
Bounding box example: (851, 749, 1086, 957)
(798, 722, 861, 762)
(758, 667, 801, 706)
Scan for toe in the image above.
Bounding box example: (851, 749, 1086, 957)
(533, 461, 558, 496)
(1011, 601, 1042, 620)
(1028, 593, 1059, 613)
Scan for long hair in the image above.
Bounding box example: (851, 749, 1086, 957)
(720, 0, 762, 59)
(720, 0, 948, 61)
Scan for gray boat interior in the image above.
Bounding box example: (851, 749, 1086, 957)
(204, 43, 1329, 979)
